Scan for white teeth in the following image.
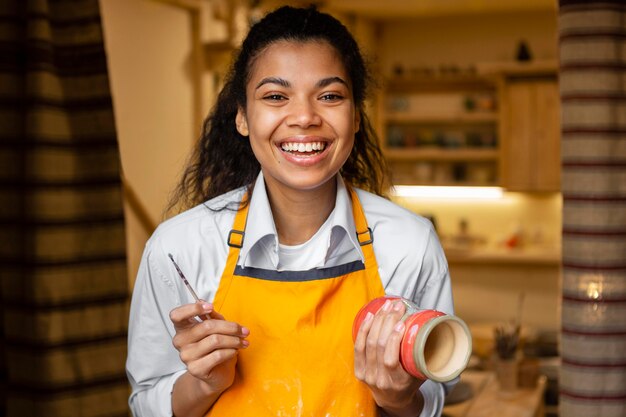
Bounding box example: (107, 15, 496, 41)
(281, 141, 326, 153)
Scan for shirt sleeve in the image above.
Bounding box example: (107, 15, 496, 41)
(126, 238, 185, 417)
(384, 224, 457, 417)
(409, 228, 455, 315)
(417, 229, 458, 417)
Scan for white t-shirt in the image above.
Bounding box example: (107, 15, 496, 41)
(126, 172, 455, 417)
(277, 208, 334, 270)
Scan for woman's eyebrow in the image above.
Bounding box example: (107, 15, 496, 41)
(316, 76, 348, 88)
(255, 76, 348, 90)
(255, 77, 290, 89)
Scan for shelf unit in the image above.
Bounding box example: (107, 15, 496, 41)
(378, 75, 501, 186)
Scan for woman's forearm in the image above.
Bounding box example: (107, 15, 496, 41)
(171, 372, 223, 417)
(379, 390, 425, 417)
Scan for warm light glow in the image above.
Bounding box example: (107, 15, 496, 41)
(586, 281, 603, 300)
(392, 185, 504, 200)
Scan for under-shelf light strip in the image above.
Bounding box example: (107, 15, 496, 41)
(392, 185, 504, 200)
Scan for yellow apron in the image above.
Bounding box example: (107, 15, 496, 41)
(207, 187, 385, 417)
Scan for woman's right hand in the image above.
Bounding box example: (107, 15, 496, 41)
(170, 302, 250, 395)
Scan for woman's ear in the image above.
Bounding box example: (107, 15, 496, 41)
(354, 109, 361, 133)
(235, 108, 249, 136)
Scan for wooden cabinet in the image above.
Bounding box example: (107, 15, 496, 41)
(378, 76, 500, 186)
(500, 76, 560, 192)
(377, 66, 560, 192)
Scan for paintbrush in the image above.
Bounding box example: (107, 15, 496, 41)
(168, 253, 211, 321)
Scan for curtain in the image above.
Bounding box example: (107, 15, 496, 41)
(559, 1, 626, 416)
(0, 0, 129, 416)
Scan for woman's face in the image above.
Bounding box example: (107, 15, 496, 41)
(236, 40, 359, 195)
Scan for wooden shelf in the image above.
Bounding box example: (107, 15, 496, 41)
(385, 148, 499, 161)
(379, 73, 501, 187)
(386, 112, 498, 124)
(392, 180, 498, 187)
(477, 59, 558, 77)
(444, 246, 561, 266)
(385, 75, 497, 92)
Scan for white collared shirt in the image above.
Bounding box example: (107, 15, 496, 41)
(126, 172, 455, 417)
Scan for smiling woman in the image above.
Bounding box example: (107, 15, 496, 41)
(126, 5, 458, 417)
(236, 40, 358, 200)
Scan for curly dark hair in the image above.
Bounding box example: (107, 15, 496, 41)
(168, 5, 389, 213)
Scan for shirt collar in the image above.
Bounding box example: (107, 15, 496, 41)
(238, 172, 365, 268)
(238, 173, 279, 268)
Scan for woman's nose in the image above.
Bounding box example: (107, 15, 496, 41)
(287, 98, 322, 128)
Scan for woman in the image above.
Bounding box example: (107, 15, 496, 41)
(126, 5, 456, 417)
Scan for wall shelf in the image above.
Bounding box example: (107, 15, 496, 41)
(386, 148, 499, 162)
(445, 246, 561, 266)
(386, 112, 498, 124)
(378, 65, 560, 190)
(379, 74, 500, 186)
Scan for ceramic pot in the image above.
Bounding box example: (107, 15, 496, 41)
(352, 296, 472, 382)
(495, 357, 519, 392)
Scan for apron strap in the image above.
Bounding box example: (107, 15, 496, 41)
(346, 187, 380, 278)
(346, 186, 373, 245)
(216, 193, 249, 311)
(227, 193, 249, 248)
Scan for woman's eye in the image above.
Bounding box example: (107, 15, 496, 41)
(320, 93, 344, 102)
(263, 94, 286, 101)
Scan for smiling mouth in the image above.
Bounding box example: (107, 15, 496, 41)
(280, 141, 328, 155)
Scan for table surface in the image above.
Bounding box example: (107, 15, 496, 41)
(443, 371, 547, 417)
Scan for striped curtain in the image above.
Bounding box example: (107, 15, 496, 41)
(559, 1, 626, 416)
(0, 0, 129, 416)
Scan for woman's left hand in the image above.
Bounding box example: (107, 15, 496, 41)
(354, 299, 425, 417)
